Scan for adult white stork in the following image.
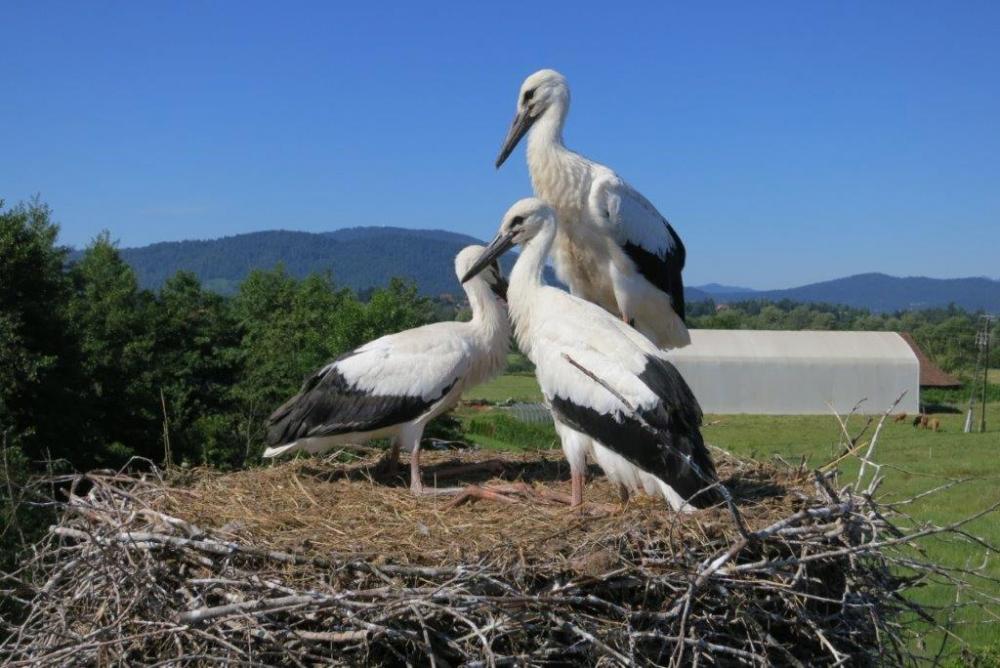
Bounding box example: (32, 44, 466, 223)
(462, 199, 720, 511)
(495, 69, 690, 349)
(263, 246, 510, 494)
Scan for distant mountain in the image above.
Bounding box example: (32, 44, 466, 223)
(91, 227, 540, 297)
(87, 230, 1000, 312)
(684, 286, 712, 304)
(707, 273, 1000, 313)
(694, 283, 756, 295)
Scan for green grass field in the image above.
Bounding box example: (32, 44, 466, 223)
(463, 372, 544, 404)
(707, 407, 1000, 653)
(460, 374, 1000, 654)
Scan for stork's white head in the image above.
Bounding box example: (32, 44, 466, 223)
(460, 198, 556, 284)
(497, 197, 556, 246)
(455, 245, 508, 302)
(495, 69, 570, 168)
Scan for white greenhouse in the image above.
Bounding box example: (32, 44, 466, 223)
(666, 330, 920, 415)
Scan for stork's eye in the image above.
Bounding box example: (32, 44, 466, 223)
(522, 89, 535, 104)
(510, 216, 524, 227)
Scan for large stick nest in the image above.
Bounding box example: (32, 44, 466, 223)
(0, 446, 991, 666)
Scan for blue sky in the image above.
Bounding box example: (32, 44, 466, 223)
(2, 1, 998, 288)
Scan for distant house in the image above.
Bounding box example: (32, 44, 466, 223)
(666, 330, 921, 415)
(897, 332, 962, 389)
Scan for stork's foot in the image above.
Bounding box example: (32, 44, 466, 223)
(444, 485, 522, 509)
(443, 482, 573, 510)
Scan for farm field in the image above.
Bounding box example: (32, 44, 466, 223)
(460, 375, 1000, 654)
(464, 371, 544, 404)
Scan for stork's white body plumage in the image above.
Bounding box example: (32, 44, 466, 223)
(462, 199, 720, 511)
(264, 246, 510, 494)
(496, 69, 690, 349)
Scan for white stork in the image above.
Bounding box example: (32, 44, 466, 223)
(495, 69, 690, 349)
(263, 246, 511, 494)
(461, 199, 720, 511)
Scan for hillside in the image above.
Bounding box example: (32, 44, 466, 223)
(694, 283, 756, 295)
(97, 228, 507, 296)
(708, 273, 1000, 313)
(87, 229, 1000, 311)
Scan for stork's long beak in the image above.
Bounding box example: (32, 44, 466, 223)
(488, 270, 509, 301)
(495, 108, 537, 169)
(462, 231, 516, 283)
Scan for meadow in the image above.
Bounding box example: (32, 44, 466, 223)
(461, 372, 1000, 656)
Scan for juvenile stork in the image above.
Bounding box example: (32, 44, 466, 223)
(462, 199, 720, 511)
(264, 246, 510, 494)
(495, 69, 690, 349)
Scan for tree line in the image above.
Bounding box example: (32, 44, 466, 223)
(3, 198, 995, 478)
(1, 199, 442, 477)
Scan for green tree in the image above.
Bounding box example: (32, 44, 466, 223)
(0, 199, 75, 574)
(0, 199, 83, 463)
(229, 268, 345, 463)
(68, 232, 158, 464)
(152, 271, 241, 466)
(357, 278, 435, 345)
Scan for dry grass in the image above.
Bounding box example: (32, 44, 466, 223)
(165, 449, 800, 571)
(3, 438, 996, 666)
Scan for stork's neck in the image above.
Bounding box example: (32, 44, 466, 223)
(511, 225, 554, 291)
(526, 101, 568, 159)
(464, 279, 510, 344)
(526, 101, 589, 215)
(508, 222, 556, 355)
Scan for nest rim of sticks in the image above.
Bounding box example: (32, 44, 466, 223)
(3, 439, 997, 666)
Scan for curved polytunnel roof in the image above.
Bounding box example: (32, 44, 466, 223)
(666, 330, 920, 415)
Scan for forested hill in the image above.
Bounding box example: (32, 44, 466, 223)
(705, 273, 1000, 313)
(87, 228, 1000, 311)
(94, 227, 494, 296)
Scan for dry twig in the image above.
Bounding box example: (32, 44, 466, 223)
(0, 439, 995, 666)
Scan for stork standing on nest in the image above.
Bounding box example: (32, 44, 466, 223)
(462, 199, 720, 511)
(264, 246, 510, 494)
(495, 69, 690, 349)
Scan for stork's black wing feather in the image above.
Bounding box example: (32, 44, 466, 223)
(600, 175, 688, 323)
(622, 221, 686, 321)
(266, 352, 454, 446)
(550, 354, 718, 507)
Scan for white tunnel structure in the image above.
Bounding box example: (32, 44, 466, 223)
(666, 330, 920, 415)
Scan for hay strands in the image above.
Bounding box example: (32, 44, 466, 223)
(1, 444, 997, 666)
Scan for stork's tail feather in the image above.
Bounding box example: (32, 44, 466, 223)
(263, 436, 342, 459)
(639, 307, 690, 350)
(264, 393, 323, 459)
(668, 431, 724, 510)
(262, 441, 300, 459)
(590, 437, 722, 512)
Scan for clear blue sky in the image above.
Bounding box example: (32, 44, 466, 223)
(3, 1, 998, 288)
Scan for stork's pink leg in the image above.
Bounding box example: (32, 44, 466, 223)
(444, 485, 521, 509)
(409, 446, 423, 494)
(571, 469, 584, 507)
